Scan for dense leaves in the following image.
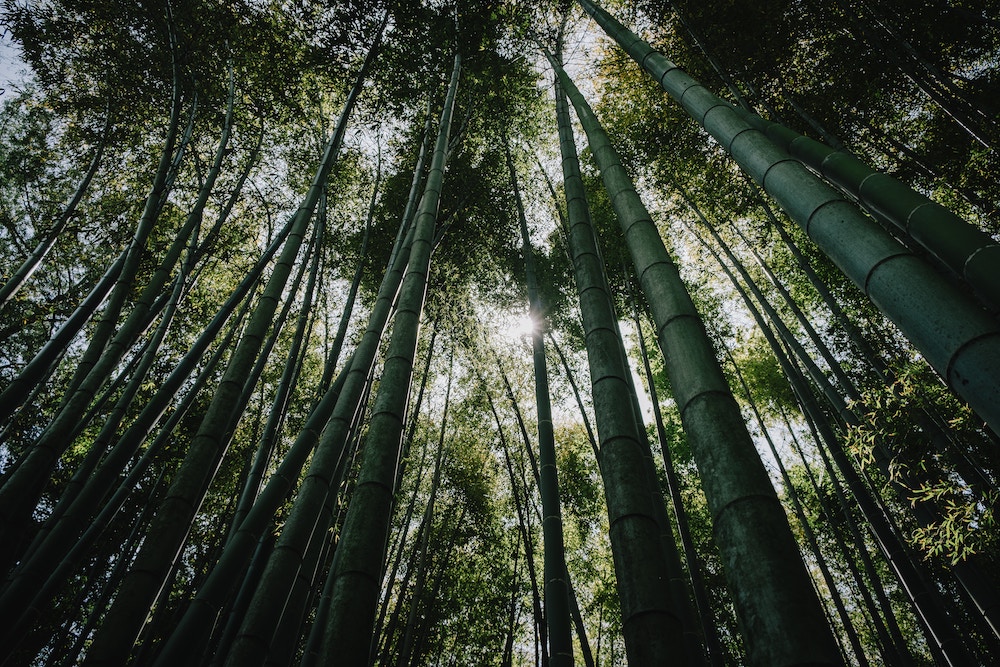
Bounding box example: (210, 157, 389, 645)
(1, 0, 998, 664)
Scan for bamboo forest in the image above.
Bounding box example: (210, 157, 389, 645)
(1, 0, 999, 664)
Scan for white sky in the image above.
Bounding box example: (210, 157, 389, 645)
(1, 28, 31, 100)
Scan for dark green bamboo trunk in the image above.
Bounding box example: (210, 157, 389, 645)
(0, 89, 190, 558)
(317, 127, 393, 394)
(151, 33, 410, 665)
(505, 132, 575, 667)
(0, 67, 185, 428)
(395, 352, 451, 667)
(219, 164, 415, 667)
(0, 66, 235, 577)
(725, 350, 870, 666)
(631, 296, 725, 667)
(692, 219, 974, 665)
(227, 204, 326, 541)
(550, 44, 840, 666)
(732, 107, 1000, 313)
(317, 52, 461, 667)
(265, 508, 334, 667)
(371, 330, 438, 663)
(700, 208, 1000, 655)
(550, 48, 688, 666)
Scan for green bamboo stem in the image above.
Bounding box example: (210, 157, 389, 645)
(226, 216, 325, 539)
(0, 216, 281, 658)
(549, 46, 841, 666)
(395, 349, 453, 667)
(630, 292, 725, 667)
(733, 107, 1000, 312)
(317, 51, 462, 667)
(146, 26, 395, 666)
(0, 65, 232, 552)
(690, 218, 975, 665)
(550, 48, 688, 665)
(483, 373, 548, 667)
(505, 131, 575, 667)
(218, 169, 416, 667)
(725, 349, 871, 666)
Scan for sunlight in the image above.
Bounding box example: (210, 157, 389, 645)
(499, 312, 538, 341)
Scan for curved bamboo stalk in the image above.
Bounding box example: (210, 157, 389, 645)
(0, 216, 280, 661)
(0, 109, 112, 307)
(576, 0, 1000, 440)
(733, 107, 1000, 312)
(143, 24, 393, 666)
(0, 65, 230, 553)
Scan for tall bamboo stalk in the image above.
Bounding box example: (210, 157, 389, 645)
(549, 46, 841, 667)
(318, 52, 462, 667)
(550, 46, 689, 665)
(505, 130, 575, 667)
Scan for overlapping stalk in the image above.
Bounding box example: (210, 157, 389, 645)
(550, 49, 688, 666)
(549, 47, 841, 666)
(575, 0, 1000, 438)
(79, 30, 379, 665)
(317, 51, 462, 666)
(733, 107, 1000, 312)
(504, 133, 575, 666)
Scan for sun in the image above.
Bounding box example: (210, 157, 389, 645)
(499, 312, 537, 341)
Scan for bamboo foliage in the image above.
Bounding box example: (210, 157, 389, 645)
(0, 72, 188, 542)
(0, 109, 112, 307)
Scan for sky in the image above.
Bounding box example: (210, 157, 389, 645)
(1, 28, 31, 100)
